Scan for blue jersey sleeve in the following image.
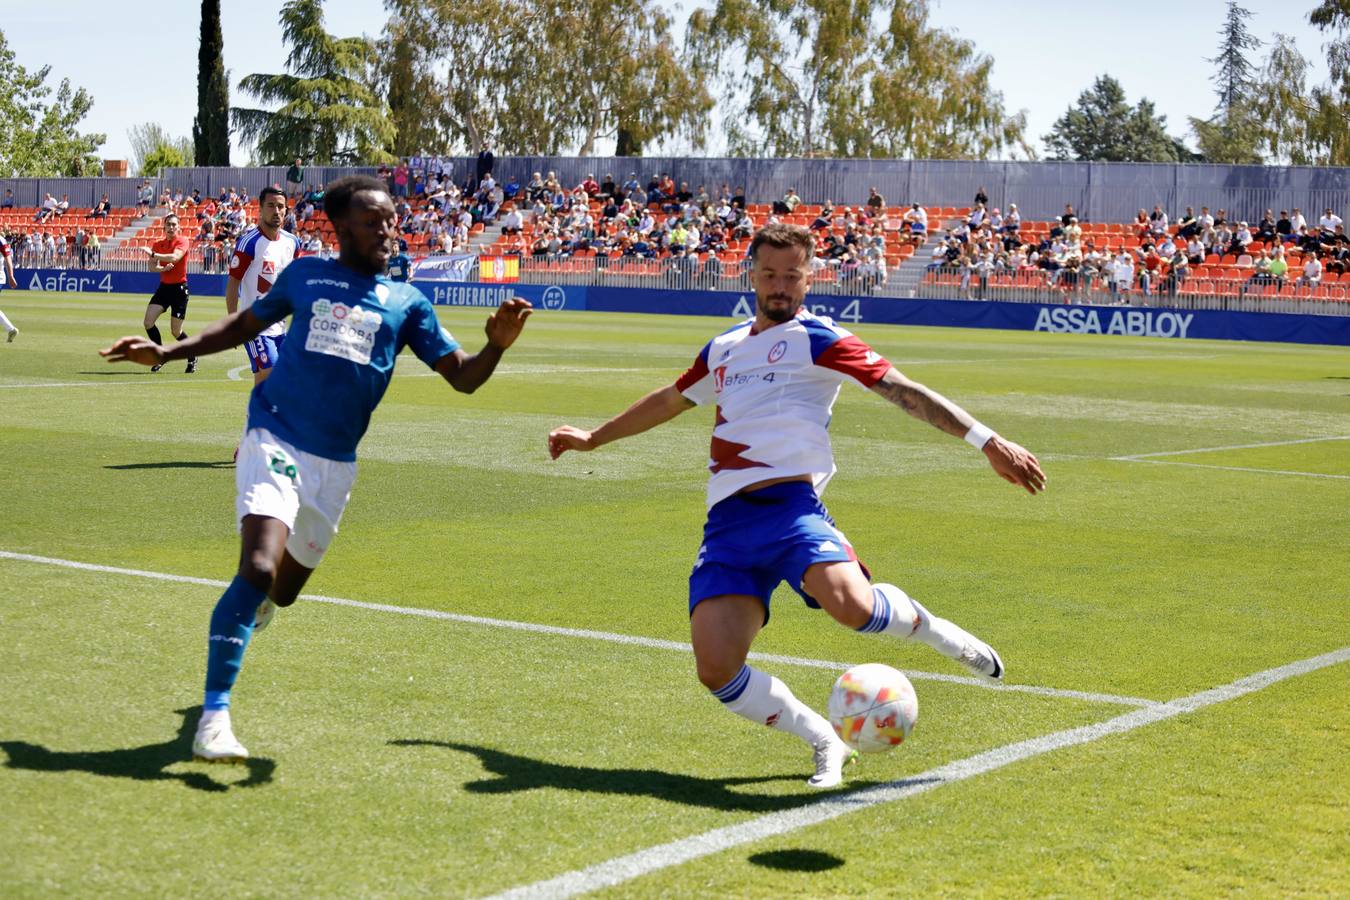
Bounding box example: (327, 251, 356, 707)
(402, 290, 460, 368)
(250, 260, 296, 325)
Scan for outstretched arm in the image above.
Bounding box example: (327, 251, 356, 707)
(869, 367, 1046, 494)
(549, 385, 694, 458)
(100, 309, 270, 367)
(434, 298, 531, 394)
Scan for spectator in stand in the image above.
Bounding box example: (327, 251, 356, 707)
(88, 194, 112, 219)
(1230, 222, 1254, 255)
(1176, 206, 1198, 238)
(36, 193, 58, 223)
(87, 232, 101, 267)
(1167, 246, 1188, 294)
(1132, 208, 1149, 238)
(773, 188, 801, 215)
(1063, 216, 1082, 250)
(137, 182, 154, 216)
(0, 189, 13, 209)
(1299, 252, 1322, 286)
(1196, 206, 1215, 234)
(1061, 204, 1076, 228)
(1276, 210, 1293, 239)
(393, 162, 409, 198)
(867, 187, 885, 216)
(810, 202, 835, 230)
(974, 185, 989, 208)
(1319, 207, 1343, 235)
(1291, 208, 1307, 232)
(286, 158, 305, 196)
(902, 203, 928, 246)
(1110, 248, 1134, 301)
(1256, 209, 1277, 240)
(1249, 249, 1273, 287)
(732, 209, 754, 240)
(1268, 246, 1289, 286)
(1148, 204, 1168, 236)
(501, 205, 524, 236)
(599, 174, 616, 199)
(1139, 245, 1165, 296)
(475, 144, 494, 186)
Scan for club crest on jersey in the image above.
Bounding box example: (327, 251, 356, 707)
(767, 340, 788, 363)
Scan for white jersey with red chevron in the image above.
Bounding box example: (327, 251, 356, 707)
(674, 309, 893, 508)
(229, 227, 302, 336)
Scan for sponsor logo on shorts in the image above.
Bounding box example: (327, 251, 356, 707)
(269, 451, 298, 482)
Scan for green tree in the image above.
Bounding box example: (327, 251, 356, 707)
(377, 19, 446, 157)
(129, 123, 195, 177)
(1189, 1, 1264, 163)
(1308, 0, 1350, 164)
(686, 0, 1025, 159)
(1044, 75, 1184, 162)
(193, 0, 231, 165)
(384, 0, 707, 156)
(232, 0, 394, 165)
(0, 30, 105, 177)
(1249, 34, 1316, 165)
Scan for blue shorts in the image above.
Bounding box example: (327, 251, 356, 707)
(245, 332, 285, 373)
(688, 482, 869, 621)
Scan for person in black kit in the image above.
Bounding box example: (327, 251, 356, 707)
(974, 186, 988, 207)
(475, 145, 494, 186)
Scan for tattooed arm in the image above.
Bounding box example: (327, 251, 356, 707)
(869, 367, 1047, 494)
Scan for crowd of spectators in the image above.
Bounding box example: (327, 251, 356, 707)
(926, 191, 1347, 300)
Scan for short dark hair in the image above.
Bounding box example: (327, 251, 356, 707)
(259, 186, 287, 205)
(324, 175, 390, 223)
(163, 213, 180, 224)
(749, 222, 815, 265)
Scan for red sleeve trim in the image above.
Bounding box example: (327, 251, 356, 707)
(814, 335, 891, 387)
(674, 354, 710, 393)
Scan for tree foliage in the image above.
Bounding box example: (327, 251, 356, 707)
(1044, 75, 1185, 162)
(0, 30, 105, 177)
(383, 0, 709, 156)
(686, 0, 1026, 159)
(1188, 2, 1263, 164)
(1307, 0, 1350, 164)
(129, 123, 195, 176)
(232, 0, 394, 165)
(193, 0, 231, 166)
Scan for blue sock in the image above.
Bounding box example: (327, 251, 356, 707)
(203, 576, 266, 710)
(856, 587, 892, 633)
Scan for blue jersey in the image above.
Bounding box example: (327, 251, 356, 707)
(248, 256, 460, 461)
(388, 253, 411, 282)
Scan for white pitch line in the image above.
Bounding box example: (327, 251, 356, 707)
(1116, 458, 1350, 481)
(1112, 434, 1350, 460)
(488, 646, 1350, 900)
(0, 550, 1157, 709)
(226, 365, 250, 382)
(0, 379, 192, 389)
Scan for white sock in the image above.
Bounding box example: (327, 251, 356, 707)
(864, 583, 968, 660)
(712, 665, 834, 747)
(0, 309, 14, 333)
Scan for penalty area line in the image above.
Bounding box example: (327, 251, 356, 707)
(487, 646, 1350, 900)
(0, 549, 1157, 709)
(1112, 434, 1350, 460)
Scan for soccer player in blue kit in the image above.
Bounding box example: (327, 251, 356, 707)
(101, 176, 532, 762)
(549, 223, 1045, 788)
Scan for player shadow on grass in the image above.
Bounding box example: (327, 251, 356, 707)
(0, 706, 274, 793)
(104, 461, 235, 470)
(390, 740, 893, 812)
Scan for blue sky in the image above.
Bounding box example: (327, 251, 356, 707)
(1, 1, 1337, 165)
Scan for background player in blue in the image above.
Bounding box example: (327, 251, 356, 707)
(387, 238, 411, 283)
(100, 176, 532, 763)
(549, 223, 1044, 788)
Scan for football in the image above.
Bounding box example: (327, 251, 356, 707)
(827, 663, 919, 752)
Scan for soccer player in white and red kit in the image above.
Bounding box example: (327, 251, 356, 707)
(227, 186, 303, 386)
(0, 233, 19, 341)
(549, 223, 1046, 788)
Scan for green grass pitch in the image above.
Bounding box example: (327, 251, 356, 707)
(0, 291, 1346, 896)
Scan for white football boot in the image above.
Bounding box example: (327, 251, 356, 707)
(252, 599, 277, 633)
(193, 714, 249, 763)
(807, 734, 857, 789)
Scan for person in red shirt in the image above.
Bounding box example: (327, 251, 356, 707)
(142, 213, 198, 373)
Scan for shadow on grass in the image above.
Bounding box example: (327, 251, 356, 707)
(74, 371, 151, 377)
(391, 739, 868, 812)
(104, 461, 234, 470)
(748, 849, 845, 872)
(0, 706, 274, 793)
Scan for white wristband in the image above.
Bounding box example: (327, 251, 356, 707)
(964, 422, 996, 450)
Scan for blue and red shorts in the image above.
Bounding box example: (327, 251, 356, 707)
(688, 481, 869, 620)
(245, 331, 286, 374)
